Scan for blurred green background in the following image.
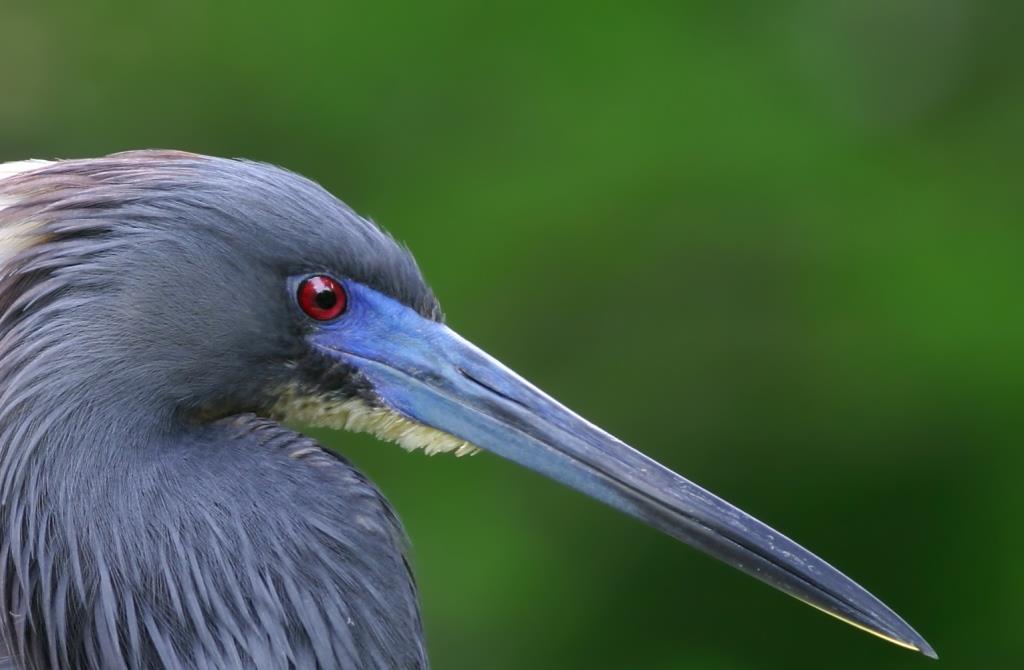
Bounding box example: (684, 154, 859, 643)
(2, 1, 1021, 668)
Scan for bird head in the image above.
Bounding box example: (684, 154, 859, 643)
(0, 151, 933, 657)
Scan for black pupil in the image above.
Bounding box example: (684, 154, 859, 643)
(314, 287, 337, 310)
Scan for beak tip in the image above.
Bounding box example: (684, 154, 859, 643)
(916, 638, 938, 660)
(897, 619, 937, 659)
(890, 626, 936, 659)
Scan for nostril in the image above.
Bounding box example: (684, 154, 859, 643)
(456, 367, 529, 409)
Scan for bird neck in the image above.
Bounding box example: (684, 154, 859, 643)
(0, 389, 428, 668)
(0, 351, 234, 505)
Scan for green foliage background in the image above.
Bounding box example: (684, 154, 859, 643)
(2, 1, 1021, 668)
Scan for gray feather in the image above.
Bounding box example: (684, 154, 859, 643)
(0, 152, 434, 668)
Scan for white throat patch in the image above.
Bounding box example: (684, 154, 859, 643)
(273, 391, 480, 457)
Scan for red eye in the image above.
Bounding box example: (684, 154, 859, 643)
(297, 275, 347, 321)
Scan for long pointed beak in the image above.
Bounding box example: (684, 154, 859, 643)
(313, 283, 936, 658)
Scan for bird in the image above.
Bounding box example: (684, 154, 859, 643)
(0, 150, 934, 669)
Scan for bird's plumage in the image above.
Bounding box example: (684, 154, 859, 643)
(0, 152, 432, 668)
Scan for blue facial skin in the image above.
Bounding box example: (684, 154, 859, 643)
(307, 280, 935, 659)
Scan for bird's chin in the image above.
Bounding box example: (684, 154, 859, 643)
(271, 386, 480, 457)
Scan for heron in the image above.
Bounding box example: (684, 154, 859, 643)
(0, 151, 934, 669)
